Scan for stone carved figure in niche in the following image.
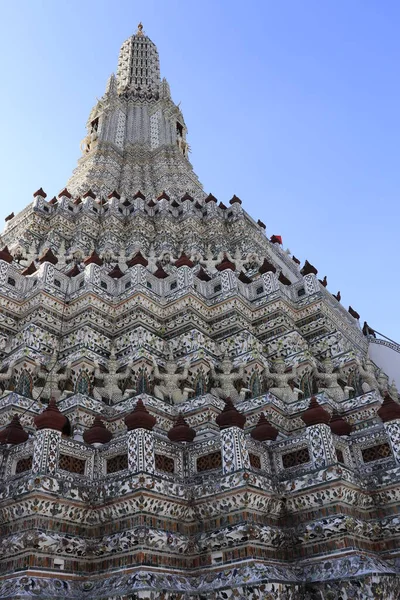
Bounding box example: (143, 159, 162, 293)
(33, 351, 71, 401)
(264, 358, 301, 402)
(152, 348, 192, 404)
(158, 251, 176, 266)
(177, 135, 188, 157)
(355, 357, 381, 395)
(94, 346, 134, 403)
(312, 358, 346, 402)
(244, 252, 261, 271)
(0, 359, 17, 393)
(209, 351, 247, 402)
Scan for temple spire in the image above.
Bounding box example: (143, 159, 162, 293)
(67, 27, 203, 200)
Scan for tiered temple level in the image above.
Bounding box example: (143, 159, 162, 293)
(0, 24, 399, 600)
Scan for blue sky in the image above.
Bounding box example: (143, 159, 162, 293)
(0, 1, 399, 341)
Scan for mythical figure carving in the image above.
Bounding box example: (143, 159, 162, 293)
(355, 357, 381, 394)
(0, 359, 16, 393)
(312, 358, 346, 402)
(152, 348, 192, 404)
(94, 346, 134, 403)
(209, 351, 247, 402)
(33, 350, 72, 401)
(264, 358, 301, 402)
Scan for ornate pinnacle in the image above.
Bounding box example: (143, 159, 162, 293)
(137, 22, 144, 36)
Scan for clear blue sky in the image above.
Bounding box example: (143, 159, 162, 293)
(0, 1, 399, 341)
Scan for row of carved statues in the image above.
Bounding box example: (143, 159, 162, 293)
(0, 348, 395, 406)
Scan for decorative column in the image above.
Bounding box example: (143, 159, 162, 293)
(216, 398, 250, 474)
(32, 399, 67, 475)
(302, 397, 336, 469)
(0, 246, 14, 286)
(174, 256, 195, 289)
(125, 399, 157, 473)
(0, 415, 29, 445)
(32, 187, 47, 210)
(378, 393, 400, 463)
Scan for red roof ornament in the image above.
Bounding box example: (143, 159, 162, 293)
(216, 255, 236, 272)
(73, 197, 82, 205)
(377, 392, 400, 423)
(0, 414, 29, 445)
(125, 399, 157, 431)
(126, 251, 148, 268)
(34, 398, 67, 432)
(251, 413, 278, 441)
(348, 306, 360, 320)
(216, 398, 246, 430)
(157, 191, 170, 201)
(168, 413, 196, 443)
(83, 189, 96, 199)
(66, 264, 81, 278)
(175, 253, 194, 268)
(257, 219, 266, 229)
(205, 193, 217, 204)
(134, 190, 146, 200)
(153, 264, 169, 279)
(292, 256, 301, 265)
(39, 248, 58, 265)
(33, 188, 47, 198)
(218, 202, 228, 210)
(334, 291, 341, 302)
(181, 192, 193, 202)
(83, 416, 112, 445)
(319, 276, 328, 287)
(278, 272, 291, 286)
(84, 251, 103, 266)
(108, 264, 124, 279)
(270, 235, 282, 244)
(108, 190, 121, 200)
(229, 195, 242, 205)
(362, 321, 375, 337)
(0, 246, 13, 264)
(301, 396, 330, 427)
(300, 260, 318, 276)
(49, 197, 58, 205)
(58, 188, 72, 199)
(5, 212, 14, 222)
(259, 258, 276, 274)
(21, 261, 37, 276)
(329, 411, 352, 436)
(196, 267, 211, 282)
(238, 271, 252, 284)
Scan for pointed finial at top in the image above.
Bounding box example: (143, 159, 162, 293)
(137, 22, 144, 36)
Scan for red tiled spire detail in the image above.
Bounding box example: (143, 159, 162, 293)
(125, 399, 156, 431)
(34, 398, 67, 432)
(216, 398, 246, 430)
(83, 416, 112, 444)
(0, 415, 29, 445)
(168, 413, 196, 442)
(301, 396, 330, 427)
(251, 413, 278, 441)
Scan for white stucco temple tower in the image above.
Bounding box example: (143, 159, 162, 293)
(0, 24, 399, 600)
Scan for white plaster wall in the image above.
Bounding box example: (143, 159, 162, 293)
(369, 340, 400, 388)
